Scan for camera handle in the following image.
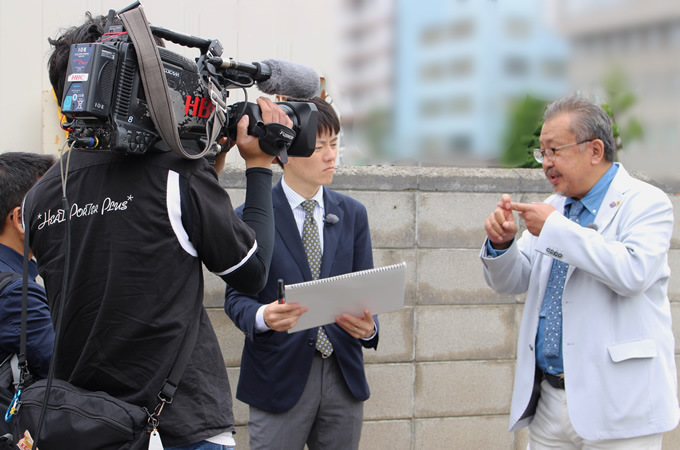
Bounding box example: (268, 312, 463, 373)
(249, 122, 296, 163)
(231, 101, 296, 163)
(120, 5, 216, 160)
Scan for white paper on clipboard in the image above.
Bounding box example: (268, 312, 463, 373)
(286, 262, 406, 333)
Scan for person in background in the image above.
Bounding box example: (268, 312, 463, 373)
(481, 94, 678, 448)
(0, 152, 55, 435)
(225, 97, 379, 450)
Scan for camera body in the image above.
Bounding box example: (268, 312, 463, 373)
(62, 40, 202, 154)
(60, 27, 317, 159)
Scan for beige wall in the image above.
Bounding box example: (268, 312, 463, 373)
(207, 165, 680, 449)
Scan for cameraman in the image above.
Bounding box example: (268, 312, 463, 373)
(22, 13, 290, 449)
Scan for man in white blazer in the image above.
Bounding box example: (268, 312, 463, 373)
(481, 94, 678, 448)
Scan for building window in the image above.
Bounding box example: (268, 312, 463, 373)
(449, 19, 475, 40)
(449, 134, 472, 153)
(421, 63, 445, 81)
(420, 99, 443, 118)
(671, 21, 680, 47)
(504, 56, 529, 77)
(422, 25, 446, 46)
(448, 96, 472, 115)
(450, 58, 474, 77)
(505, 17, 530, 39)
(541, 59, 566, 79)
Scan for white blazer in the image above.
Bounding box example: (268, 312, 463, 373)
(481, 164, 679, 440)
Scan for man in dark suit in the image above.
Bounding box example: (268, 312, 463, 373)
(0, 152, 55, 437)
(225, 97, 378, 450)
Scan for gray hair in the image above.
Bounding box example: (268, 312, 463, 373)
(543, 94, 617, 162)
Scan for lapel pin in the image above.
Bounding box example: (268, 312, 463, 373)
(609, 200, 621, 208)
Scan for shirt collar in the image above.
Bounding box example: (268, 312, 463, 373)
(0, 243, 38, 279)
(565, 163, 619, 216)
(281, 176, 325, 211)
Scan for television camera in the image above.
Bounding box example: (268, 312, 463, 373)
(59, 2, 319, 162)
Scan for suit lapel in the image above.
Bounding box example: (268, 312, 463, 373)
(564, 164, 629, 280)
(320, 189, 344, 279)
(273, 182, 313, 280)
(538, 195, 566, 293)
(592, 164, 630, 233)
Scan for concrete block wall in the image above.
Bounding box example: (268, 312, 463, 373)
(203, 166, 680, 449)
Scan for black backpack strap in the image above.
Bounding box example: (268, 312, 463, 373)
(0, 272, 22, 378)
(18, 223, 32, 380)
(143, 314, 198, 430)
(0, 272, 21, 293)
(157, 315, 199, 404)
(3, 234, 32, 426)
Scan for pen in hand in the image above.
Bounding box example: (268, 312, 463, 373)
(278, 279, 286, 304)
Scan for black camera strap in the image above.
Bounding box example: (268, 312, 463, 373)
(120, 5, 221, 160)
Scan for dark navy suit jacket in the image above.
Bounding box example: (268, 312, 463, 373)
(225, 181, 379, 413)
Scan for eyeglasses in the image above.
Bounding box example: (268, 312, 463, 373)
(532, 139, 593, 163)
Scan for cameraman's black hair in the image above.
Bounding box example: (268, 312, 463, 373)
(47, 11, 165, 102)
(277, 96, 340, 168)
(0, 152, 56, 233)
(48, 12, 111, 102)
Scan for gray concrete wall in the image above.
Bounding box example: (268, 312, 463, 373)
(203, 166, 680, 449)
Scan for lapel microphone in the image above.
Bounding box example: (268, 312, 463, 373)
(324, 214, 339, 225)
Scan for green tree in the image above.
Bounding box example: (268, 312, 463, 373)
(600, 69, 644, 152)
(501, 95, 546, 169)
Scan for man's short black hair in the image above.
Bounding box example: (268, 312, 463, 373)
(0, 152, 56, 233)
(311, 96, 340, 137)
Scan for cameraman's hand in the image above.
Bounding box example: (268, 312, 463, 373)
(236, 97, 292, 169)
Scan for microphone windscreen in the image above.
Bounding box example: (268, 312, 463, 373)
(257, 59, 320, 99)
(324, 213, 339, 225)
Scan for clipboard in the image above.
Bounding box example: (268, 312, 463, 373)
(286, 261, 407, 333)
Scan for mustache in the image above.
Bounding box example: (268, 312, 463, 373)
(545, 168, 561, 178)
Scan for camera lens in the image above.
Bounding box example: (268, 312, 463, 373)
(278, 104, 299, 130)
